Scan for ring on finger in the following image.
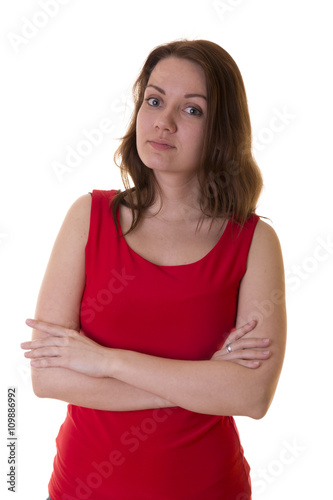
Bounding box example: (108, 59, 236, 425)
(226, 343, 232, 353)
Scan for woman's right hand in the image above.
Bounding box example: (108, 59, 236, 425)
(210, 320, 271, 368)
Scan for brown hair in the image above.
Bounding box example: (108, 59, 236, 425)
(111, 39, 263, 235)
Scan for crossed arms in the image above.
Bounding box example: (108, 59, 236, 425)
(21, 195, 287, 419)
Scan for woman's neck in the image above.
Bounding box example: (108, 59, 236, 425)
(147, 172, 203, 223)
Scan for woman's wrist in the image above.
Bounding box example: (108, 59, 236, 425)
(106, 349, 175, 408)
(105, 348, 121, 378)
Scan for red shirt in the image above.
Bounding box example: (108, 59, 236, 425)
(49, 189, 259, 500)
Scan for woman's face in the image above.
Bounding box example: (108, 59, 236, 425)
(136, 57, 207, 180)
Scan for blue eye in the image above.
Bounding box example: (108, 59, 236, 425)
(146, 97, 160, 107)
(185, 106, 201, 116)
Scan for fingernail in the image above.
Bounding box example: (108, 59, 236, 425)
(263, 338, 270, 343)
(25, 319, 34, 325)
(263, 351, 270, 355)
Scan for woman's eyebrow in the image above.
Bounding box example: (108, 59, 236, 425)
(184, 93, 207, 101)
(146, 84, 165, 94)
(145, 84, 207, 101)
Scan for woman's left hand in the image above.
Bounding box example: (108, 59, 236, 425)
(211, 320, 271, 368)
(21, 319, 113, 378)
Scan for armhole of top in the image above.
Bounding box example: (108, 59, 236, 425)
(84, 192, 95, 260)
(242, 214, 260, 275)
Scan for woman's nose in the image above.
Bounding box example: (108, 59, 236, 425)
(154, 108, 177, 133)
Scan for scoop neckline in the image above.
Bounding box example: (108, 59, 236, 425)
(116, 207, 230, 268)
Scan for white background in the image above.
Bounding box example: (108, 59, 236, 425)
(1, 0, 332, 498)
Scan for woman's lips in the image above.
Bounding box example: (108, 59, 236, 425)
(149, 141, 175, 151)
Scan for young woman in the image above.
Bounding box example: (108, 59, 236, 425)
(21, 39, 287, 500)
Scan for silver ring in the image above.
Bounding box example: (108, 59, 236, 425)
(226, 343, 232, 353)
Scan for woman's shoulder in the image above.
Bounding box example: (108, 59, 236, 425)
(68, 193, 92, 217)
(58, 194, 92, 245)
(67, 189, 117, 215)
(66, 190, 120, 235)
(248, 218, 284, 272)
(253, 218, 281, 247)
(71, 192, 93, 206)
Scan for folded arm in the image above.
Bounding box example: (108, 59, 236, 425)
(28, 194, 172, 411)
(31, 365, 172, 411)
(24, 201, 286, 418)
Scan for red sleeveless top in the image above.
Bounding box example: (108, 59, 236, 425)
(48, 189, 259, 500)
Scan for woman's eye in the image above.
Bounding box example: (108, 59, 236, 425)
(146, 97, 160, 107)
(185, 106, 201, 116)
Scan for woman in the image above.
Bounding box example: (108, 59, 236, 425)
(21, 39, 287, 499)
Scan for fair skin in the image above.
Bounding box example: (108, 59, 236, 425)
(21, 57, 286, 417)
(136, 57, 207, 183)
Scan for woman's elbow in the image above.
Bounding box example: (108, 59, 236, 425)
(249, 402, 270, 420)
(31, 368, 54, 398)
(249, 386, 276, 420)
(31, 377, 46, 398)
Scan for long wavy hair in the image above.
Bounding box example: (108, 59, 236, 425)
(111, 39, 263, 235)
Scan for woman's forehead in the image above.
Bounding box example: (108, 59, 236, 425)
(147, 57, 207, 94)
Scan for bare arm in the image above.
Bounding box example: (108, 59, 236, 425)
(25, 219, 286, 418)
(30, 194, 172, 410)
